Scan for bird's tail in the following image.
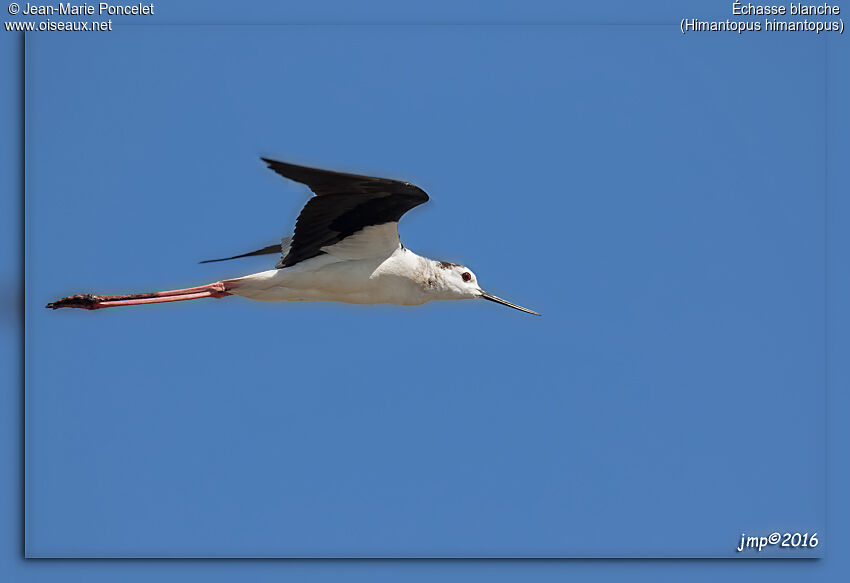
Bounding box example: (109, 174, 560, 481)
(46, 281, 234, 310)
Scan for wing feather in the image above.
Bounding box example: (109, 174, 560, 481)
(261, 158, 429, 268)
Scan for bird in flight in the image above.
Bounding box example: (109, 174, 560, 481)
(47, 158, 540, 316)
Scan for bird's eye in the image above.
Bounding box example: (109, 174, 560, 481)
(461, 272, 472, 282)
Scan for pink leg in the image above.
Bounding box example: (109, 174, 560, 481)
(46, 281, 234, 310)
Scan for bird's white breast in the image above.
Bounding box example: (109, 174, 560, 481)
(225, 248, 434, 306)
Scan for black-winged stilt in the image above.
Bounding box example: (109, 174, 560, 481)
(47, 158, 540, 316)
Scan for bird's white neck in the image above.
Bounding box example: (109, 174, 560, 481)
(388, 250, 477, 301)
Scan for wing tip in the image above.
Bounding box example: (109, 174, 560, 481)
(260, 156, 280, 169)
(199, 243, 284, 265)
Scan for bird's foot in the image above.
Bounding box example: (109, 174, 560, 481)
(46, 294, 102, 310)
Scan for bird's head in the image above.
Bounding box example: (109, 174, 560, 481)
(432, 261, 540, 316)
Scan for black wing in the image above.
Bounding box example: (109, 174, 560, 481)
(261, 158, 430, 268)
(199, 238, 291, 264)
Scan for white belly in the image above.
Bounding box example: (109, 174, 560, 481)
(224, 251, 431, 306)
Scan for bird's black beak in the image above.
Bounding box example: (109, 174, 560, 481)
(478, 290, 541, 316)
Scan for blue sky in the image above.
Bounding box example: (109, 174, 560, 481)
(3, 0, 850, 581)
